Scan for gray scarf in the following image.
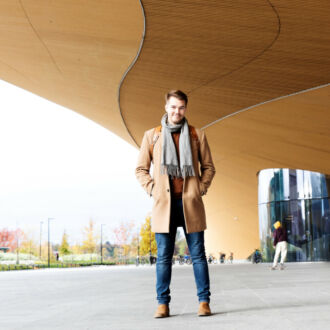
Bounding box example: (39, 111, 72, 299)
(161, 114, 195, 178)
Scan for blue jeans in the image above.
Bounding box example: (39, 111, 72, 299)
(155, 198, 210, 305)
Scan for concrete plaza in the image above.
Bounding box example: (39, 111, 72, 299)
(1, 262, 329, 330)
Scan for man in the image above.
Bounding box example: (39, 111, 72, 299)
(271, 221, 288, 270)
(135, 90, 216, 318)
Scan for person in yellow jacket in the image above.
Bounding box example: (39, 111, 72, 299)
(136, 90, 216, 318)
(271, 221, 288, 270)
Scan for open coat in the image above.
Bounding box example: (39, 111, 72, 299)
(135, 125, 215, 233)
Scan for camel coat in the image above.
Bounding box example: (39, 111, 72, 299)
(135, 125, 215, 233)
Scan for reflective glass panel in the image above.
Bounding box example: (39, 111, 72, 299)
(310, 172, 322, 198)
(296, 170, 305, 199)
(289, 169, 298, 200)
(258, 169, 330, 262)
(258, 169, 275, 204)
(321, 175, 330, 198)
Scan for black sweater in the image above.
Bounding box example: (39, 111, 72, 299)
(273, 227, 288, 246)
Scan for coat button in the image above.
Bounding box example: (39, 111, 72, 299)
(167, 189, 170, 192)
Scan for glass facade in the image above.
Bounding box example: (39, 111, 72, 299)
(258, 169, 330, 262)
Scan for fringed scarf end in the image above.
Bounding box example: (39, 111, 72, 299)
(161, 165, 195, 178)
(181, 165, 195, 178)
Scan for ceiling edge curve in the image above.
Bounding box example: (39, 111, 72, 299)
(202, 82, 330, 130)
(117, 0, 146, 147)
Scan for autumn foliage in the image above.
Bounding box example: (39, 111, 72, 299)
(139, 215, 157, 256)
(0, 214, 160, 263)
(0, 228, 25, 252)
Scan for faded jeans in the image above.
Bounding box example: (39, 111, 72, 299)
(272, 241, 288, 267)
(155, 198, 210, 305)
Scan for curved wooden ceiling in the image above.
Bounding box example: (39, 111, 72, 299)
(0, 0, 144, 142)
(120, 0, 330, 146)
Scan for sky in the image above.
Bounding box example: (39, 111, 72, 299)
(0, 80, 153, 245)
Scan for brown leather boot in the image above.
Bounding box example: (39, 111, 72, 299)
(198, 302, 211, 316)
(154, 304, 170, 318)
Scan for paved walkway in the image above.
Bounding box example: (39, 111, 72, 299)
(1, 262, 329, 330)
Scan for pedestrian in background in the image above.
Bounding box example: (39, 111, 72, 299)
(271, 221, 288, 270)
(229, 252, 233, 263)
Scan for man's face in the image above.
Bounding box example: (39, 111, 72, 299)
(165, 96, 187, 125)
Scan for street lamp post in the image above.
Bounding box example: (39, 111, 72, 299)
(47, 218, 54, 268)
(39, 221, 43, 259)
(101, 224, 106, 264)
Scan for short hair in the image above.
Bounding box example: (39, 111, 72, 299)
(165, 90, 188, 106)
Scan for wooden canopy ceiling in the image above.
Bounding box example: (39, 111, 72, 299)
(0, 0, 143, 141)
(120, 0, 330, 146)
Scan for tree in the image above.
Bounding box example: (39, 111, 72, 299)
(71, 243, 83, 254)
(113, 221, 135, 246)
(130, 232, 139, 256)
(19, 230, 38, 256)
(59, 231, 70, 255)
(113, 221, 135, 259)
(81, 219, 98, 253)
(12, 228, 26, 254)
(0, 228, 19, 252)
(139, 215, 157, 256)
(176, 237, 189, 256)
